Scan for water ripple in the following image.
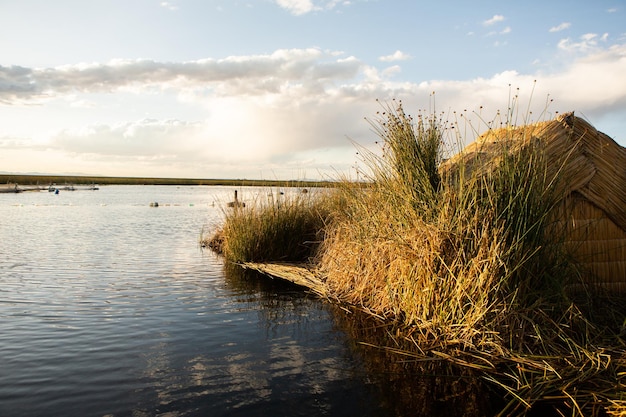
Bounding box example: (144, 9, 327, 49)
(0, 186, 387, 417)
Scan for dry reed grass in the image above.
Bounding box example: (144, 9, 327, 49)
(315, 101, 626, 415)
(205, 99, 626, 415)
(204, 188, 338, 263)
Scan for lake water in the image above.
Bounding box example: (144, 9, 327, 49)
(0, 185, 399, 417)
(0, 185, 504, 417)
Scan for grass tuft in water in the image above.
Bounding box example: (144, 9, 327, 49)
(203, 189, 339, 263)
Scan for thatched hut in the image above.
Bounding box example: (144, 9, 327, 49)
(445, 112, 626, 293)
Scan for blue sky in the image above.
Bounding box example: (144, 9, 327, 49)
(1, 0, 625, 180)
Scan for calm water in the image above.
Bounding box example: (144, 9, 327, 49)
(0, 185, 392, 417)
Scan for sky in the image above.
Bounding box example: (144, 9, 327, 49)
(1, 0, 625, 180)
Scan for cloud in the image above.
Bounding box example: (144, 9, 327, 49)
(486, 27, 510, 38)
(0, 48, 362, 102)
(558, 33, 609, 52)
(481, 16, 509, 39)
(544, 44, 626, 112)
(63, 45, 626, 154)
(274, 0, 362, 16)
(381, 65, 402, 77)
(483, 14, 505, 26)
(276, 0, 315, 15)
(160, 1, 178, 11)
(549, 22, 571, 32)
(379, 50, 411, 62)
(274, 0, 349, 15)
(0, 65, 38, 103)
(51, 119, 204, 158)
(413, 43, 626, 126)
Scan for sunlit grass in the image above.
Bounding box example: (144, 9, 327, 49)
(203, 188, 340, 263)
(205, 98, 626, 416)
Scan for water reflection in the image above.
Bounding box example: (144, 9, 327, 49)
(223, 263, 503, 417)
(114, 262, 392, 417)
(328, 306, 503, 417)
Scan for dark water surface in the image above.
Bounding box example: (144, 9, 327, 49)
(0, 185, 394, 417)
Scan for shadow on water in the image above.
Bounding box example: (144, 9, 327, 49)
(222, 263, 504, 417)
(165, 262, 395, 417)
(221, 261, 313, 301)
(328, 307, 589, 417)
(220, 262, 326, 336)
(219, 264, 579, 417)
(327, 306, 506, 417)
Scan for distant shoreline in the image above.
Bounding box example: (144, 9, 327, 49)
(0, 174, 334, 188)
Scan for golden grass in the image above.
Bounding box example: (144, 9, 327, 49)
(203, 188, 340, 263)
(315, 102, 625, 415)
(206, 100, 626, 415)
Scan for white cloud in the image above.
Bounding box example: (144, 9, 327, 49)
(558, 33, 609, 52)
(481, 16, 509, 39)
(274, 0, 352, 15)
(0, 48, 362, 102)
(160, 2, 178, 11)
(544, 44, 626, 111)
(51, 119, 204, 157)
(549, 22, 571, 32)
(413, 43, 626, 127)
(379, 50, 411, 62)
(276, 0, 316, 15)
(69, 98, 97, 108)
(483, 14, 505, 26)
(381, 65, 402, 77)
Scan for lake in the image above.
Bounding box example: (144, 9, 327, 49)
(0, 185, 495, 417)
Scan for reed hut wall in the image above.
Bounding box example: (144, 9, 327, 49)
(443, 113, 626, 292)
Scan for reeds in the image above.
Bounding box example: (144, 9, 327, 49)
(204, 188, 337, 263)
(316, 101, 625, 415)
(206, 101, 626, 415)
(320, 102, 568, 333)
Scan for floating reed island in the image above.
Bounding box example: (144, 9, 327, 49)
(204, 104, 626, 416)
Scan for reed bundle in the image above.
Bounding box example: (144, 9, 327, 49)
(240, 262, 330, 298)
(448, 112, 626, 293)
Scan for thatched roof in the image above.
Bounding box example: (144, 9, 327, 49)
(445, 113, 626, 290)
